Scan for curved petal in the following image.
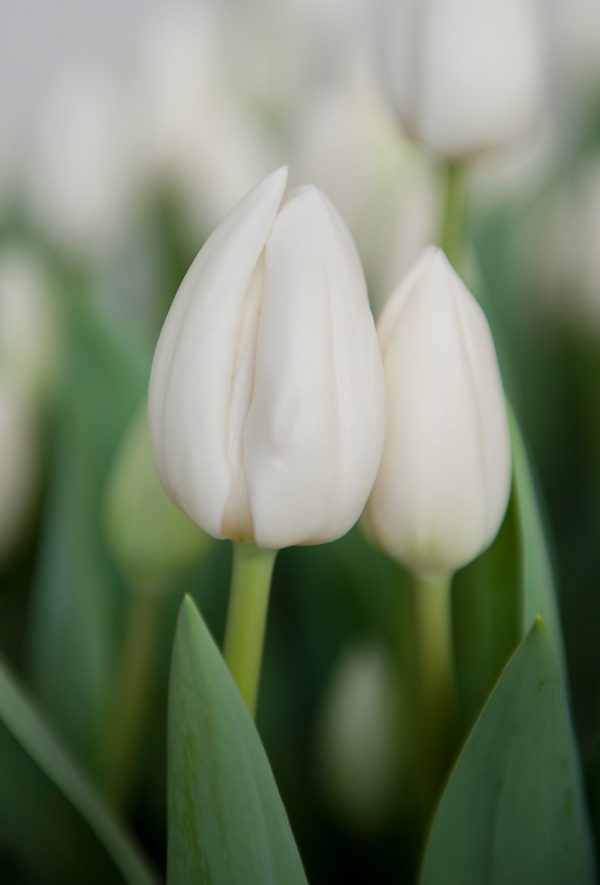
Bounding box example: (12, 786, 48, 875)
(148, 167, 288, 536)
(244, 186, 385, 549)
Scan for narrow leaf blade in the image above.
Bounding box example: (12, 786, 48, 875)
(0, 654, 158, 885)
(509, 406, 565, 673)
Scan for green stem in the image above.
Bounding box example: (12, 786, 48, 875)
(223, 543, 277, 718)
(438, 161, 467, 268)
(413, 573, 456, 809)
(101, 588, 164, 808)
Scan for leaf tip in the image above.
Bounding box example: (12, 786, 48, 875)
(175, 593, 201, 641)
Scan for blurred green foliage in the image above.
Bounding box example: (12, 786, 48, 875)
(0, 69, 600, 885)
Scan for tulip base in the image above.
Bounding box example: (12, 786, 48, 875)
(224, 543, 278, 718)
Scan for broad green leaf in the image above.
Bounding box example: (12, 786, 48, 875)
(509, 406, 566, 674)
(0, 653, 158, 885)
(419, 619, 595, 885)
(168, 596, 308, 885)
(27, 294, 148, 760)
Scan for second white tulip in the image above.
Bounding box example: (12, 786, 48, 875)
(364, 247, 512, 578)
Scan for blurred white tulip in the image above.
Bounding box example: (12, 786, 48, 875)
(105, 403, 211, 590)
(532, 160, 600, 333)
(364, 247, 511, 578)
(318, 646, 401, 829)
(0, 244, 62, 405)
(378, 0, 547, 158)
(0, 381, 40, 564)
(548, 0, 600, 96)
(222, 0, 374, 110)
(292, 81, 438, 305)
(132, 4, 273, 236)
(149, 168, 385, 550)
(25, 64, 138, 258)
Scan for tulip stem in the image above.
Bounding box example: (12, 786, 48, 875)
(224, 543, 278, 718)
(439, 161, 466, 267)
(413, 573, 457, 809)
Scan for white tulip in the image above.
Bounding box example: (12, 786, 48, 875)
(292, 81, 438, 308)
(378, 0, 546, 158)
(364, 247, 511, 577)
(132, 4, 271, 235)
(0, 244, 62, 404)
(26, 64, 137, 257)
(532, 159, 600, 333)
(318, 646, 402, 829)
(149, 168, 385, 550)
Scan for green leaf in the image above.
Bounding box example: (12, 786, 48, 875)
(453, 496, 519, 727)
(454, 404, 567, 728)
(419, 619, 595, 885)
(0, 653, 158, 885)
(168, 596, 308, 885)
(27, 295, 148, 761)
(509, 406, 566, 674)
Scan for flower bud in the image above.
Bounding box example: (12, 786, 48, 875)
(363, 247, 511, 577)
(317, 646, 402, 830)
(149, 168, 385, 550)
(0, 244, 62, 406)
(105, 403, 211, 590)
(378, 0, 546, 158)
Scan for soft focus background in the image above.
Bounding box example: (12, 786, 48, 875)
(1, 1, 600, 882)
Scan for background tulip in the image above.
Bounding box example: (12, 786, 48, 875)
(364, 246, 511, 578)
(149, 167, 385, 551)
(104, 402, 211, 591)
(0, 244, 62, 407)
(378, 0, 546, 158)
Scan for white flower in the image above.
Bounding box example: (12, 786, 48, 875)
(378, 0, 546, 158)
(292, 82, 438, 307)
(132, 4, 271, 235)
(149, 168, 385, 550)
(25, 64, 137, 257)
(0, 244, 62, 404)
(532, 159, 600, 333)
(318, 646, 402, 829)
(105, 403, 211, 589)
(364, 247, 511, 577)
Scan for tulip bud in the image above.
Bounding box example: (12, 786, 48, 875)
(149, 168, 385, 550)
(317, 646, 402, 830)
(378, 0, 546, 158)
(363, 247, 511, 577)
(0, 244, 62, 406)
(105, 403, 211, 590)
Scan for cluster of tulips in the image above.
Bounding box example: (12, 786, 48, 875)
(3, 1, 598, 883)
(149, 165, 511, 712)
(140, 2, 598, 882)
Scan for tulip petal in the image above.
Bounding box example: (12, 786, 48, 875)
(149, 167, 288, 536)
(244, 186, 385, 549)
